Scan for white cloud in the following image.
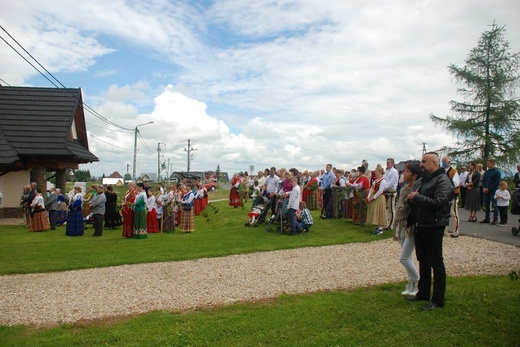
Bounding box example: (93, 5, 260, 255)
(1, 0, 519, 177)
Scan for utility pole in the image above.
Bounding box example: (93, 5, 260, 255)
(132, 121, 154, 180)
(157, 143, 165, 182)
(181, 139, 197, 173)
(422, 142, 427, 156)
(167, 158, 171, 181)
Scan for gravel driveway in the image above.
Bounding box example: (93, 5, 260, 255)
(0, 235, 518, 327)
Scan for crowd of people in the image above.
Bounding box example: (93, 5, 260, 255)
(18, 180, 210, 238)
(229, 156, 518, 310)
(13, 156, 518, 311)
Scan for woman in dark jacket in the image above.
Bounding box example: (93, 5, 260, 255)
(104, 185, 122, 229)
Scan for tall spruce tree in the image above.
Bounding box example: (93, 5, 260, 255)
(430, 23, 520, 166)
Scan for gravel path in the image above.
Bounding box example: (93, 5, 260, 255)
(0, 235, 519, 327)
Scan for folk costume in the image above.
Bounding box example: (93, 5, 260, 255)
(146, 194, 159, 233)
(351, 174, 370, 225)
(229, 175, 242, 207)
(30, 193, 50, 232)
(180, 189, 195, 233)
(121, 187, 136, 238)
(366, 176, 388, 227)
(66, 192, 84, 236)
(56, 193, 68, 226)
(303, 176, 319, 210)
(133, 190, 148, 239)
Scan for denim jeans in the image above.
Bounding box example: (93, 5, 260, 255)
(484, 192, 498, 221)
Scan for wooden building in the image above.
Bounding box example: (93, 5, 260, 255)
(0, 86, 98, 217)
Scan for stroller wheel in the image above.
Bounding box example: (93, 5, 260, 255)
(512, 227, 519, 236)
(266, 227, 272, 233)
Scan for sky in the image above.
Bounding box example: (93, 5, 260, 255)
(0, 0, 519, 179)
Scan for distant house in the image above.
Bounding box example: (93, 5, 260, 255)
(139, 172, 158, 182)
(102, 178, 124, 186)
(0, 86, 98, 217)
(108, 171, 124, 178)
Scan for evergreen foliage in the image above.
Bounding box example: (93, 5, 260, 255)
(430, 23, 520, 165)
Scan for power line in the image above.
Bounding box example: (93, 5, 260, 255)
(0, 25, 156, 156)
(0, 25, 132, 131)
(137, 130, 154, 153)
(1, 75, 137, 152)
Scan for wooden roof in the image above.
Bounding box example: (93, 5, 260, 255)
(0, 86, 98, 170)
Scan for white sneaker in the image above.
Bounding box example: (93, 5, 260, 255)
(409, 280, 419, 296)
(401, 280, 413, 295)
(376, 230, 383, 236)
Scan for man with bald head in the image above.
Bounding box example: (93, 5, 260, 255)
(406, 152, 454, 310)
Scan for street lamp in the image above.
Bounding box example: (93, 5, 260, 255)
(133, 121, 154, 180)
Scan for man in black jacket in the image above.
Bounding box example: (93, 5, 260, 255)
(405, 152, 454, 310)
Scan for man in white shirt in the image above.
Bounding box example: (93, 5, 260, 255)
(442, 155, 461, 237)
(384, 158, 399, 229)
(319, 164, 335, 219)
(261, 167, 280, 217)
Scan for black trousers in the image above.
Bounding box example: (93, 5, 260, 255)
(268, 194, 278, 216)
(48, 210, 57, 230)
(459, 186, 467, 207)
(497, 206, 508, 224)
(414, 226, 446, 306)
(93, 213, 104, 236)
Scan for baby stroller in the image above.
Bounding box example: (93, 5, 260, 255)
(245, 196, 271, 227)
(511, 188, 520, 236)
(265, 197, 290, 234)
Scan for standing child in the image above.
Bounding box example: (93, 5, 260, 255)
(251, 180, 261, 206)
(494, 181, 511, 226)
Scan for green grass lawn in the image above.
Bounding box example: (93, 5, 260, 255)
(0, 276, 518, 346)
(1, 189, 518, 346)
(0, 198, 381, 275)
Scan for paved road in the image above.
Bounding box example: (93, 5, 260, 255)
(456, 207, 520, 247)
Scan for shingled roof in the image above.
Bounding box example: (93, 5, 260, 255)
(0, 86, 98, 169)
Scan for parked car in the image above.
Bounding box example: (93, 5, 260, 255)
(204, 180, 217, 191)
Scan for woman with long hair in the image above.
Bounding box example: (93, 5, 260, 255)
(463, 162, 482, 226)
(393, 161, 421, 296)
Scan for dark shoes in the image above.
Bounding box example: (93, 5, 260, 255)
(491, 220, 499, 225)
(404, 296, 429, 302)
(479, 219, 490, 224)
(421, 302, 443, 310)
(319, 215, 327, 219)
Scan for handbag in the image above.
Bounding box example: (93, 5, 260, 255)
(182, 204, 192, 212)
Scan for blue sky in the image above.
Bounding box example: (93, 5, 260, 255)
(1, 0, 519, 178)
